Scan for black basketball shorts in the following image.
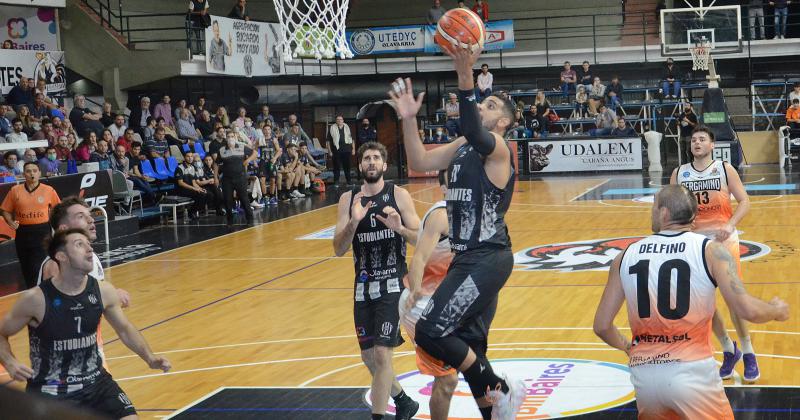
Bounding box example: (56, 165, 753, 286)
(40, 374, 137, 419)
(354, 290, 405, 351)
(416, 246, 513, 341)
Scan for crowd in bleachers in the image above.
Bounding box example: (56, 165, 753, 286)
(0, 91, 339, 221)
(424, 57, 709, 141)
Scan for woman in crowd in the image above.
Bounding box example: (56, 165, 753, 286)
(509, 108, 528, 139)
(16, 105, 36, 136)
(101, 129, 116, 149)
(214, 106, 231, 128)
(74, 131, 97, 163)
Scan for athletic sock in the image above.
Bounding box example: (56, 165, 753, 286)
(462, 357, 508, 399)
(478, 406, 493, 420)
(371, 414, 384, 420)
(720, 335, 735, 353)
(392, 389, 408, 403)
(740, 336, 754, 354)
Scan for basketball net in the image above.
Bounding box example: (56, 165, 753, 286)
(272, 0, 354, 61)
(689, 38, 720, 88)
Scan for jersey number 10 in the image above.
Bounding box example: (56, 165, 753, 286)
(629, 259, 691, 320)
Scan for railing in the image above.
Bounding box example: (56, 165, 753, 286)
(80, 0, 187, 46)
(78, 0, 800, 64)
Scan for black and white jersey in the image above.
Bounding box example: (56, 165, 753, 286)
(27, 276, 108, 396)
(350, 182, 407, 301)
(446, 143, 515, 254)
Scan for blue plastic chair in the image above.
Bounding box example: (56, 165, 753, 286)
(193, 141, 206, 159)
(154, 157, 174, 179)
(182, 144, 190, 153)
(167, 157, 179, 174)
(140, 159, 167, 180)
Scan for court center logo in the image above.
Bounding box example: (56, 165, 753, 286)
(366, 358, 635, 419)
(514, 236, 770, 272)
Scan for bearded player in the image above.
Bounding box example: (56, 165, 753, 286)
(390, 41, 524, 419)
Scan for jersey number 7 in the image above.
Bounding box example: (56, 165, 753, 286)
(629, 259, 691, 320)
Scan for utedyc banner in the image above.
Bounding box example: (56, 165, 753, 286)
(347, 25, 425, 55)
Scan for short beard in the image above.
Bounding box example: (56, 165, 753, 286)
(361, 167, 384, 184)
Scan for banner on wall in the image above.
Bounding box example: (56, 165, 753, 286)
(423, 19, 515, 53)
(0, 1, 65, 7)
(0, 5, 59, 51)
(347, 25, 425, 55)
(0, 170, 115, 243)
(526, 138, 642, 173)
(205, 15, 284, 77)
(0, 49, 65, 95)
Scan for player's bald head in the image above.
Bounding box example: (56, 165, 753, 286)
(655, 185, 697, 226)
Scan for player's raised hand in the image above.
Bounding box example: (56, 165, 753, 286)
(388, 77, 425, 120)
(147, 355, 172, 372)
(444, 41, 482, 75)
(4, 359, 33, 381)
(770, 297, 790, 321)
(376, 206, 403, 233)
(350, 192, 372, 224)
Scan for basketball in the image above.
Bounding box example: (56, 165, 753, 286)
(435, 8, 485, 53)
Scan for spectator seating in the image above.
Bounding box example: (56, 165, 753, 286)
(111, 170, 143, 215)
(154, 157, 174, 179)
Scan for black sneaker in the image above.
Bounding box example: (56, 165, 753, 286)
(393, 396, 419, 420)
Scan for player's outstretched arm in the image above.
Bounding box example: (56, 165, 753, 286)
(405, 208, 449, 311)
(389, 77, 466, 172)
(0, 290, 43, 381)
(593, 253, 631, 355)
(708, 241, 789, 323)
(100, 281, 171, 372)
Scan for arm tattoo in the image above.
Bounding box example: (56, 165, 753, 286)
(712, 243, 747, 294)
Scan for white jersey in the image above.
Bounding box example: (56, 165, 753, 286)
(675, 160, 733, 232)
(620, 231, 717, 366)
(38, 253, 105, 285)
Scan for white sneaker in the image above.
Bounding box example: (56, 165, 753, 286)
(487, 377, 526, 420)
(291, 190, 305, 198)
(250, 201, 265, 208)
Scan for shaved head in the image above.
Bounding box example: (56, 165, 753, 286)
(652, 185, 697, 232)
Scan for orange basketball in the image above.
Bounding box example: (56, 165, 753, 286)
(435, 8, 485, 53)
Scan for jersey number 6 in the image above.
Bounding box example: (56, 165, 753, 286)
(629, 259, 691, 320)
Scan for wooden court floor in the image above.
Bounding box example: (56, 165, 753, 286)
(1, 169, 799, 418)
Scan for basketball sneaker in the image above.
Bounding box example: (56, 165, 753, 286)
(719, 341, 741, 380)
(743, 353, 760, 383)
(487, 377, 526, 420)
(393, 395, 419, 420)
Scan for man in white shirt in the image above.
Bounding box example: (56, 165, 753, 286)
(477, 63, 493, 102)
(108, 114, 127, 141)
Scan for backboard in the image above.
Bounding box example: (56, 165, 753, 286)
(660, 2, 742, 56)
